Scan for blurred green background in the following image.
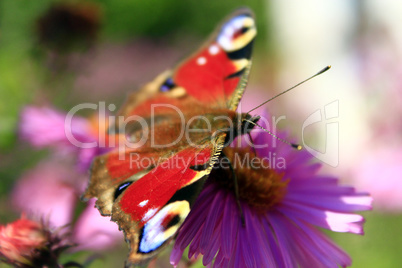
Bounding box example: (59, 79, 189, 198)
(1, 0, 401, 267)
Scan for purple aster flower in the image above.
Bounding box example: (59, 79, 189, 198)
(171, 114, 372, 267)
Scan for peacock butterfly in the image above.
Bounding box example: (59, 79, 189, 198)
(83, 8, 258, 265)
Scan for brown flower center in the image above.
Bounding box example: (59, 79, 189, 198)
(211, 147, 288, 212)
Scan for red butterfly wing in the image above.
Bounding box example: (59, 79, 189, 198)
(86, 139, 220, 264)
(174, 10, 256, 109)
(116, 145, 213, 226)
(118, 8, 256, 123)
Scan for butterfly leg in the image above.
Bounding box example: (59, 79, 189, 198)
(220, 151, 245, 227)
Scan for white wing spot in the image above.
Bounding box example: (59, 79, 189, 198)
(234, 19, 244, 29)
(197, 57, 207, 65)
(143, 208, 158, 222)
(209, 45, 219, 55)
(139, 200, 149, 207)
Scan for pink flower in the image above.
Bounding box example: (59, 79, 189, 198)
(72, 199, 122, 251)
(171, 114, 372, 267)
(11, 161, 80, 228)
(19, 106, 90, 149)
(11, 161, 123, 251)
(0, 215, 70, 267)
(352, 145, 402, 211)
(0, 216, 47, 265)
(19, 106, 112, 171)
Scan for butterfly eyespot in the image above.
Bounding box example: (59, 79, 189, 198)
(232, 26, 251, 39)
(160, 77, 176, 92)
(114, 181, 133, 200)
(137, 201, 190, 253)
(240, 26, 250, 34)
(164, 214, 181, 229)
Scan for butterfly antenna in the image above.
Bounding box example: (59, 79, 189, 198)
(244, 119, 302, 150)
(247, 65, 331, 114)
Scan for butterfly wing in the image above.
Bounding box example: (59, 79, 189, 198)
(84, 8, 257, 265)
(83, 148, 161, 216)
(84, 135, 224, 265)
(117, 8, 256, 124)
(173, 8, 256, 110)
(112, 141, 222, 264)
(84, 113, 227, 216)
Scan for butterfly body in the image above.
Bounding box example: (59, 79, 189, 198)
(83, 8, 257, 265)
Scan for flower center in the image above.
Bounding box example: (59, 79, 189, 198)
(212, 147, 288, 212)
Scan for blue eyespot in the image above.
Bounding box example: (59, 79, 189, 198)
(114, 181, 133, 200)
(160, 78, 176, 92)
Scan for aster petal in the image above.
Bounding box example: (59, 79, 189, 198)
(188, 227, 203, 259)
(278, 202, 365, 234)
(289, 216, 352, 266)
(202, 224, 221, 266)
(288, 177, 351, 192)
(213, 250, 226, 268)
(175, 192, 211, 251)
(199, 191, 223, 255)
(240, 207, 257, 268)
(284, 192, 372, 212)
(170, 244, 184, 267)
(295, 164, 320, 177)
(248, 214, 277, 268)
(264, 222, 286, 268)
(266, 212, 298, 268)
(230, 223, 245, 268)
(229, 240, 242, 268)
(282, 216, 340, 267)
(220, 191, 236, 258)
(314, 231, 352, 267)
